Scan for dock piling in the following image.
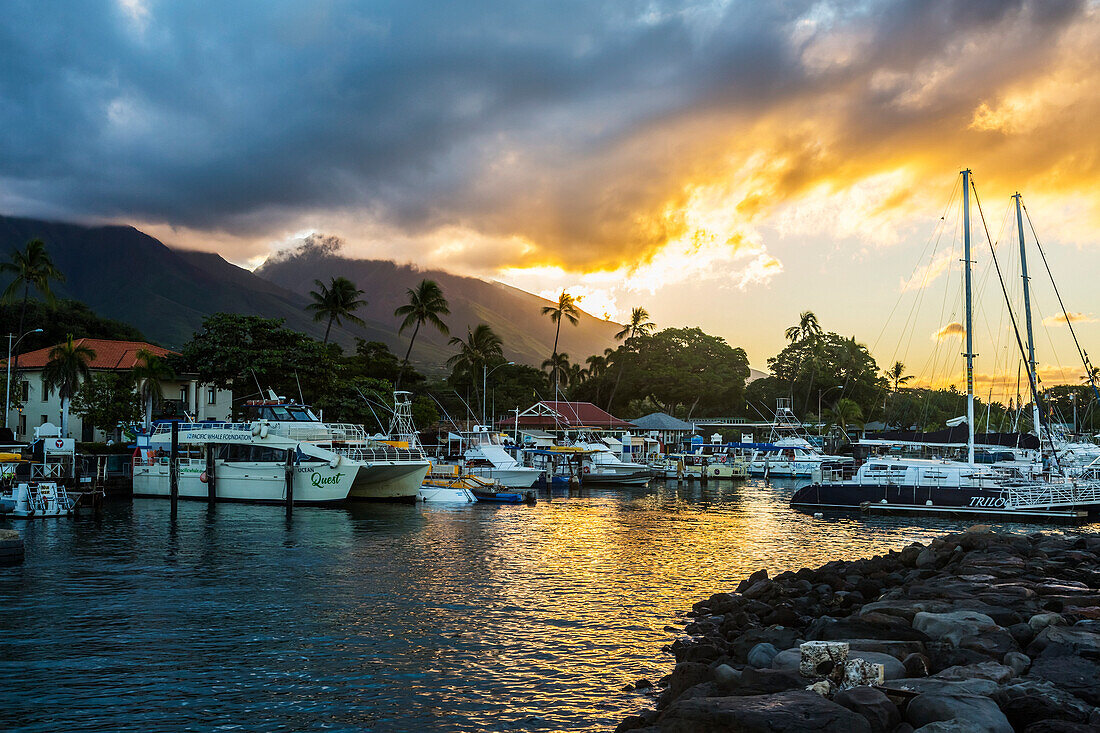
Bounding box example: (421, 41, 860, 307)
(205, 443, 216, 504)
(285, 447, 294, 515)
(169, 421, 179, 516)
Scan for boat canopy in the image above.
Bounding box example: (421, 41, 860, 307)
(862, 427, 1039, 450)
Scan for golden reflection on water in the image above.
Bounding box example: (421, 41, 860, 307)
(6, 479, 1094, 732)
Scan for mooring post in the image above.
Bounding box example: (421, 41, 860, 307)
(285, 447, 294, 516)
(169, 421, 179, 516)
(205, 443, 216, 504)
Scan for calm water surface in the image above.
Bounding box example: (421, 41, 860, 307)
(2, 479, 1091, 731)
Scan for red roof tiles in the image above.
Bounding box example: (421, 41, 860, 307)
(6, 339, 177, 370)
(499, 400, 635, 429)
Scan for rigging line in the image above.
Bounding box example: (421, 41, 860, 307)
(972, 181, 1062, 469)
(874, 175, 959, 362)
(1022, 201, 1100, 405)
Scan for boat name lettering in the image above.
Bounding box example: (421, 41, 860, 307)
(968, 496, 1007, 508)
(311, 472, 345, 487)
(182, 431, 252, 442)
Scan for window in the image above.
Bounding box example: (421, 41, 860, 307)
(207, 386, 216, 405)
(20, 381, 28, 401)
(40, 415, 48, 425)
(41, 375, 50, 399)
(17, 414, 25, 436)
(179, 386, 188, 403)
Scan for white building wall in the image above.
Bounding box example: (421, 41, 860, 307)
(3, 368, 232, 441)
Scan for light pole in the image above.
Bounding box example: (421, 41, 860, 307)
(5, 328, 44, 430)
(817, 385, 843, 435)
(482, 361, 515, 426)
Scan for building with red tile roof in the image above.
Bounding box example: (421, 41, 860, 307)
(498, 400, 635, 430)
(8, 339, 177, 370)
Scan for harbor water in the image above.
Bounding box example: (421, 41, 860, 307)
(2, 479, 1093, 732)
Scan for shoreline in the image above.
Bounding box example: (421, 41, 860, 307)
(618, 527, 1100, 732)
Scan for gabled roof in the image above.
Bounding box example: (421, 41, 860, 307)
(631, 412, 696, 431)
(500, 400, 635, 429)
(7, 339, 177, 370)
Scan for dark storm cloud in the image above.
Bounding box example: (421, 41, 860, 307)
(0, 0, 1092, 267)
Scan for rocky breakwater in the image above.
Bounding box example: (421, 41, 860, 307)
(617, 528, 1100, 733)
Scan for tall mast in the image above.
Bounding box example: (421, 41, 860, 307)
(962, 169, 975, 466)
(1014, 192, 1042, 438)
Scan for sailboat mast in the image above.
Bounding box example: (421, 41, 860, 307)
(962, 169, 976, 466)
(1014, 192, 1042, 438)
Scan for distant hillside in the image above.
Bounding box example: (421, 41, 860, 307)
(0, 215, 622, 371)
(254, 244, 622, 369)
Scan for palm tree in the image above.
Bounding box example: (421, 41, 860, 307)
(607, 306, 655, 410)
(306, 276, 367, 343)
(886, 361, 913, 392)
(825, 397, 864, 442)
(1, 239, 65, 336)
(541, 352, 572, 390)
(394, 279, 450, 388)
(42, 335, 95, 438)
(541, 291, 580, 395)
(784, 310, 822, 344)
(447, 323, 504, 393)
(132, 349, 175, 431)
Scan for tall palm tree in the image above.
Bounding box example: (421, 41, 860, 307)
(886, 361, 913, 392)
(541, 352, 572, 390)
(785, 310, 822, 344)
(826, 397, 864, 442)
(132, 349, 175, 430)
(306, 276, 367, 343)
(541, 291, 579, 395)
(42, 335, 95, 438)
(607, 306, 655, 410)
(394, 279, 450, 388)
(1, 239, 65, 336)
(447, 324, 504, 380)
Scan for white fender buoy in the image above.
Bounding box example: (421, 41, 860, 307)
(329, 454, 341, 469)
(259, 424, 269, 439)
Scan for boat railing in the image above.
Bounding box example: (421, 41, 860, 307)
(330, 445, 427, 463)
(1005, 480, 1100, 509)
(151, 421, 254, 435)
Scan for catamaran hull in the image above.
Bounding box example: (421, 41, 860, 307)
(749, 460, 848, 478)
(418, 486, 475, 502)
(346, 462, 431, 502)
(791, 482, 1100, 519)
(132, 461, 354, 503)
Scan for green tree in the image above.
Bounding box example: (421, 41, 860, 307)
(540, 291, 579, 395)
(446, 324, 504, 412)
(71, 372, 141, 441)
(1, 239, 66, 339)
(607, 306, 654, 409)
(825, 397, 864, 440)
(132, 349, 175, 430)
(541, 352, 572, 390)
(785, 310, 822, 344)
(767, 331, 885, 421)
(306, 276, 367, 343)
(886, 361, 913, 392)
(394, 279, 450, 388)
(42, 335, 96, 437)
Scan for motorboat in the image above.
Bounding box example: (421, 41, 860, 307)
(418, 464, 481, 503)
(459, 426, 543, 489)
(655, 452, 748, 480)
(567, 431, 651, 485)
(0, 481, 74, 518)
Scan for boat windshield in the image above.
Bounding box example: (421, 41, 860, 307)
(256, 405, 318, 422)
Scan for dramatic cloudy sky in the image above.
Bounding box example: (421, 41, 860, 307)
(4, 0, 1100, 398)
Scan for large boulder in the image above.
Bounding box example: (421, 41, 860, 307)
(992, 679, 1099, 730)
(833, 686, 900, 733)
(912, 611, 1000, 646)
(1028, 655, 1100, 706)
(846, 638, 926, 660)
(904, 692, 1012, 733)
(884, 677, 1001, 697)
(651, 690, 872, 732)
(807, 615, 929, 642)
(730, 627, 803, 662)
(746, 642, 779, 669)
(1027, 625, 1100, 658)
(934, 661, 1015, 684)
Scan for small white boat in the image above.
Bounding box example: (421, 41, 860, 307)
(1, 482, 74, 518)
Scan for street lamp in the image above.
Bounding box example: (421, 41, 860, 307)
(5, 328, 44, 430)
(482, 361, 515, 426)
(817, 385, 844, 435)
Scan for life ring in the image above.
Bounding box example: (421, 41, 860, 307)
(718, 455, 727, 464)
(583, 465, 591, 474)
(200, 471, 208, 483)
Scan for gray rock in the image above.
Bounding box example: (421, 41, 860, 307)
(746, 642, 779, 669)
(1028, 654, 1100, 705)
(913, 721, 991, 733)
(712, 664, 740, 687)
(916, 548, 937, 568)
(913, 611, 1000, 646)
(846, 638, 926, 660)
(905, 693, 1012, 733)
(884, 677, 1001, 697)
(934, 661, 1015, 684)
(833, 686, 900, 733)
(1029, 612, 1067, 632)
(1028, 625, 1100, 658)
(903, 652, 931, 678)
(847, 650, 905, 680)
(652, 690, 873, 732)
(992, 679, 1098, 730)
(860, 599, 953, 622)
(1003, 651, 1031, 676)
(771, 647, 803, 672)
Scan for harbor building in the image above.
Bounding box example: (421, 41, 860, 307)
(3, 338, 231, 442)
